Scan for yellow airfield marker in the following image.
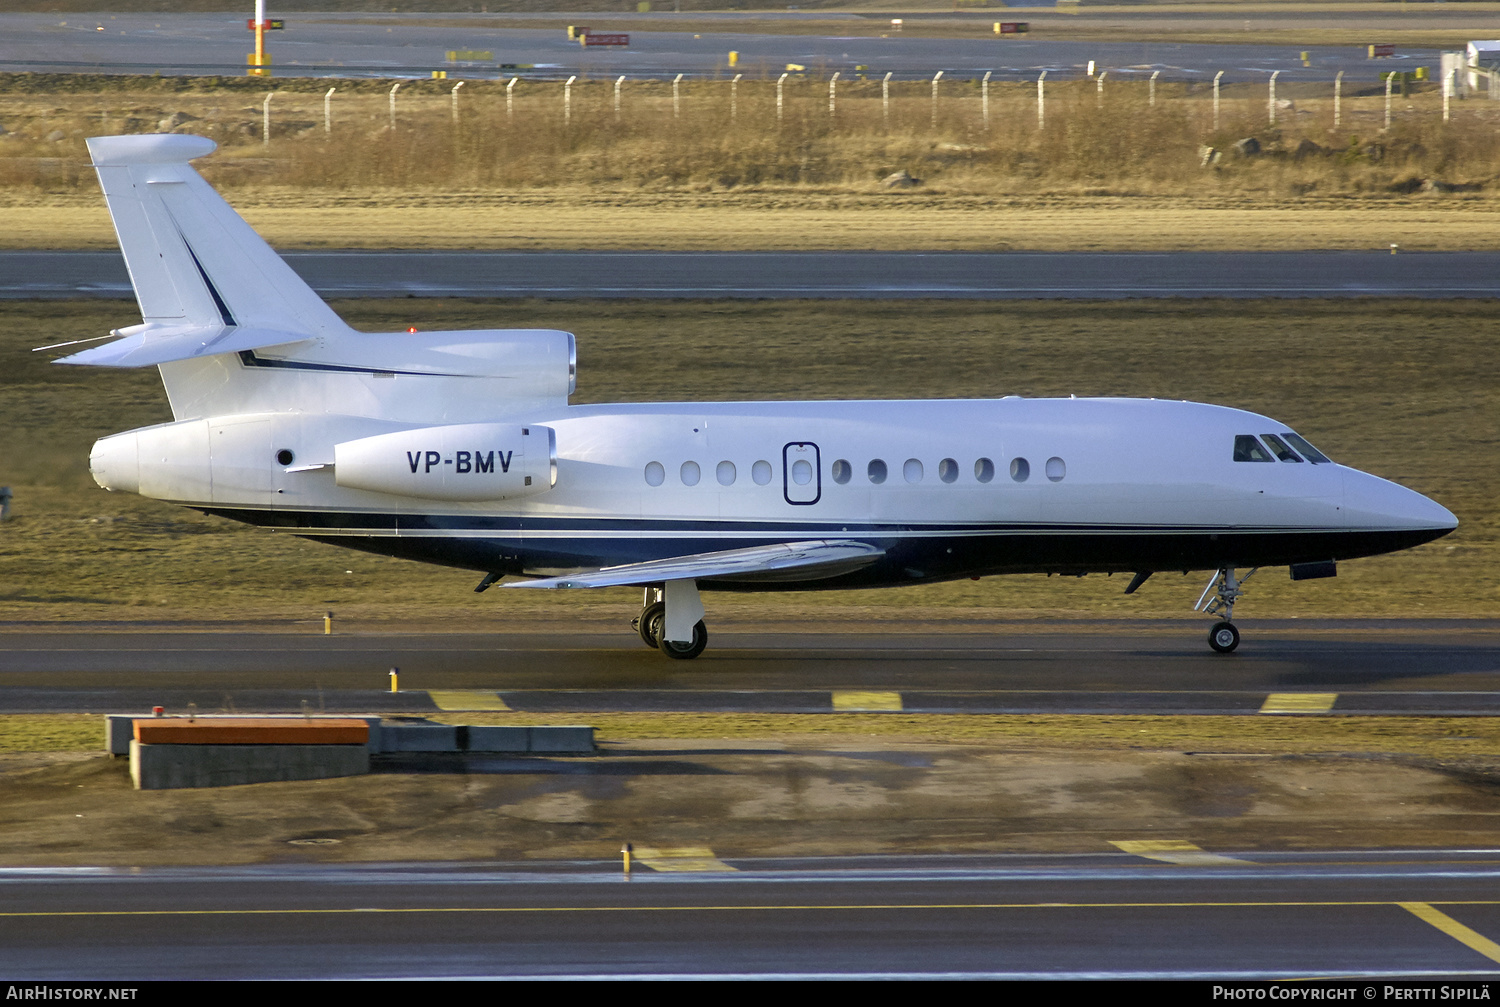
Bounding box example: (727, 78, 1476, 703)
(831, 690, 903, 712)
(1260, 693, 1338, 714)
(1399, 903, 1500, 964)
(1110, 840, 1255, 866)
(632, 847, 736, 872)
(426, 690, 512, 711)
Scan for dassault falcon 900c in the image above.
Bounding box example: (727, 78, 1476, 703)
(61, 134, 1456, 658)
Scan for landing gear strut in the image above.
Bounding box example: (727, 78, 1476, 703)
(1195, 566, 1256, 654)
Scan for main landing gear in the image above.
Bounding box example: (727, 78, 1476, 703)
(632, 583, 708, 660)
(1195, 566, 1257, 654)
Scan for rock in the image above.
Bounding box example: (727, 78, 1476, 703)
(45, 129, 66, 142)
(1293, 138, 1327, 160)
(882, 169, 922, 189)
(1421, 178, 1483, 193)
(1232, 137, 1261, 157)
(156, 111, 199, 131)
(1198, 145, 1220, 167)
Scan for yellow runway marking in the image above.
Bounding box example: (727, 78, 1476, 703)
(831, 690, 903, 712)
(1399, 902, 1500, 964)
(426, 691, 511, 711)
(1110, 840, 1256, 866)
(4, 900, 1500, 918)
(632, 846, 737, 872)
(1260, 693, 1338, 714)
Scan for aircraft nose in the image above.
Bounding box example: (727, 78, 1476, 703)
(1341, 467, 1457, 533)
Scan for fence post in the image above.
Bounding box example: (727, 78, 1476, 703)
(323, 86, 335, 134)
(1334, 70, 1343, 127)
(1384, 72, 1392, 129)
(930, 69, 943, 129)
(507, 76, 518, 119)
(1443, 65, 1452, 122)
(615, 75, 625, 118)
(1149, 69, 1159, 107)
(828, 71, 839, 118)
(882, 71, 892, 126)
(673, 72, 683, 118)
(730, 73, 741, 119)
(1096, 69, 1106, 107)
(451, 80, 464, 124)
(1036, 70, 1046, 128)
(777, 71, 788, 122)
(389, 81, 401, 130)
(1213, 70, 1223, 131)
(982, 70, 991, 129)
(262, 91, 273, 147)
(1268, 69, 1280, 125)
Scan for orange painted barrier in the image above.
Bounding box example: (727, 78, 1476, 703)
(133, 718, 369, 746)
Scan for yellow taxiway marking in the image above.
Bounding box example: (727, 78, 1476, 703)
(632, 846, 737, 872)
(1399, 902, 1500, 964)
(831, 690, 903, 712)
(1260, 693, 1338, 714)
(426, 690, 511, 712)
(1110, 840, 1256, 866)
(5, 900, 1500, 918)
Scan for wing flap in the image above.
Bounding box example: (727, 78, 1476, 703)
(506, 539, 885, 589)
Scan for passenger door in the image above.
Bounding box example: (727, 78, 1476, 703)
(782, 441, 821, 506)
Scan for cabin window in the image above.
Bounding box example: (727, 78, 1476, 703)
(1261, 434, 1303, 463)
(1283, 432, 1332, 464)
(831, 459, 852, 485)
(716, 461, 737, 486)
(1233, 435, 1274, 462)
(752, 460, 773, 485)
(644, 461, 665, 486)
(868, 459, 888, 484)
(1046, 457, 1066, 482)
(938, 458, 959, 483)
(680, 461, 701, 486)
(1010, 457, 1030, 482)
(975, 457, 995, 483)
(791, 459, 814, 485)
(904, 458, 924, 484)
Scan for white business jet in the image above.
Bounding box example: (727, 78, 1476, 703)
(64, 134, 1456, 658)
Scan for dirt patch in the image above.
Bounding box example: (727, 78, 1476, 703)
(3, 741, 1497, 865)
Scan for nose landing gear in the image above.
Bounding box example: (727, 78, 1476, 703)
(1196, 566, 1257, 654)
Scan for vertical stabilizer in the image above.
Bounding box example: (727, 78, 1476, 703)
(86, 134, 347, 337)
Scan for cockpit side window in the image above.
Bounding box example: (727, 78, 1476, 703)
(1282, 432, 1332, 464)
(1261, 434, 1303, 462)
(1233, 435, 1274, 462)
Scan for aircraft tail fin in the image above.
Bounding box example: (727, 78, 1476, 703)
(80, 134, 347, 354)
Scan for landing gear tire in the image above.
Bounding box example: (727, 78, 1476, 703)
(635, 602, 665, 648)
(657, 618, 708, 660)
(1208, 621, 1240, 654)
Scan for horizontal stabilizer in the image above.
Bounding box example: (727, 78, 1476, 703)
(506, 539, 885, 589)
(52, 323, 311, 368)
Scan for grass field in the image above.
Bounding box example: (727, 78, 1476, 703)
(1, 297, 1491, 628)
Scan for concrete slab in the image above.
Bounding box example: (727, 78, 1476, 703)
(129, 741, 369, 790)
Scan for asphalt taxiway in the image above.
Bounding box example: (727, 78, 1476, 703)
(11, 251, 1500, 300)
(2, 852, 1499, 978)
(0, 12, 1455, 82)
(3, 623, 1498, 715)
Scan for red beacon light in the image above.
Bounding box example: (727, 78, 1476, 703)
(407, 327, 418, 333)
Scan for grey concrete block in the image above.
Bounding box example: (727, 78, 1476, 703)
(527, 726, 595, 754)
(130, 741, 369, 790)
(463, 726, 532, 752)
(380, 724, 458, 753)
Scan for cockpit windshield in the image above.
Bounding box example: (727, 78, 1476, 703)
(1233, 435, 1273, 462)
(1282, 432, 1332, 464)
(1261, 434, 1303, 463)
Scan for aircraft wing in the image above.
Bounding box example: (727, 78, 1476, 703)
(505, 539, 885, 589)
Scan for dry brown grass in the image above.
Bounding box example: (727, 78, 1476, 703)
(4, 76, 1499, 199)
